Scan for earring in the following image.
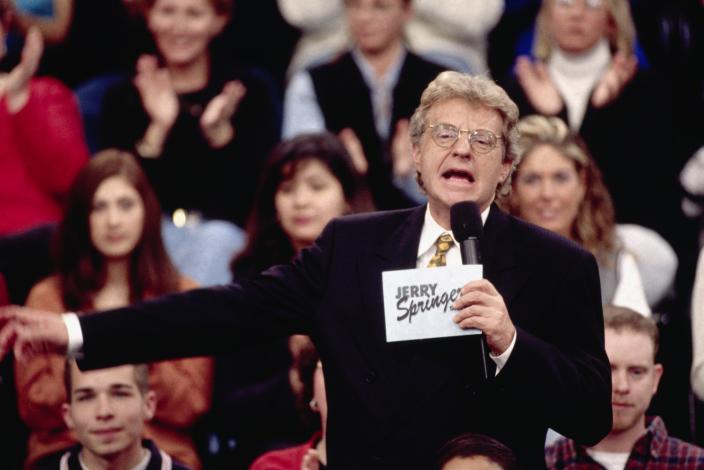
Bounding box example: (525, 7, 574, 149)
(309, 399, 318, 411)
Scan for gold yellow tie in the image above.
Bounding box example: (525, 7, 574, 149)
(427, 233, 454, 268)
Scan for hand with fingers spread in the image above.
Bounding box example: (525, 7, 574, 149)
(452, 279, 516, 355)
(591, 52, 637, 108)
(514, 55, 563, 116)
(391, 118, 414, 178)
(338, 127, 368, 175)
(200, 80, 246, 148)
(0, 306, 69, 362)
(133, 55, 178, 157)
(2, 26, 44, 113)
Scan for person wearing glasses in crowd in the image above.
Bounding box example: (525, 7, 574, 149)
(0, 71, 610, 469)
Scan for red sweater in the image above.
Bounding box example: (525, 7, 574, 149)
(0, 77, 89, 235)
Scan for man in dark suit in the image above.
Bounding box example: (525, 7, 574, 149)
(0, 72, 611, 469)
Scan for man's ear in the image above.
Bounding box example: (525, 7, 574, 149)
(652, 363, 664, 394)
(143, 390, 157, 421)
(412, 143, 422, 170)
(62, 402, 74, 430)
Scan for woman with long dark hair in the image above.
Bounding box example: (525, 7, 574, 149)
(16, 150, 212, 470)
(210, 132, 371, 468)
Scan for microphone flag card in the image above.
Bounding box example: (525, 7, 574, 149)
(382, 264, 482, 342)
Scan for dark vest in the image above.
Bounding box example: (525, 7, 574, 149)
(310, 51, 445, 210)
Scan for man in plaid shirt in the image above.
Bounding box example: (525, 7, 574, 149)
(546, 306, 704, 469)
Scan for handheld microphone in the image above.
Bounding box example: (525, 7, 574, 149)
(450, 201, 489, 379)
(450, 201, 482, 265)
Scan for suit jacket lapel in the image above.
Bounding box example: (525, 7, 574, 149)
(482, 205, 527, 307)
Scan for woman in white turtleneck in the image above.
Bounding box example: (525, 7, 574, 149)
(502, 0, 681, 255)
(513, 0, 638, 131)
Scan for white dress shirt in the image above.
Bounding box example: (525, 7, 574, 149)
(416, 205, 516, 373)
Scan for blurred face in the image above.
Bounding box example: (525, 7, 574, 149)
(512, 145, 585, 239)
(546, 0, 611, 54)
(606, 328, 662, 435)
(412, 98, 511, 227)
(275, 159, 349, 252)
(62, 364, 156, 465)
(148, 0, 226, 67)
(90, 176, 145, 261)
(344, 0, 410, 55)
(443, 456, 504, 470)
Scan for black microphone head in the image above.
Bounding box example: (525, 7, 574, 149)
(450, 201, 483, 241)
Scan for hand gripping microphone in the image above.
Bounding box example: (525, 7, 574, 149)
(450, 201, 489, 379)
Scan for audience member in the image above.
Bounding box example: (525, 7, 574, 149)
(690, 247, 704, 401)
(15, 150, 212, 469)
(0, 7, 89, 236)
(438, 433, 519, 470)
(52, 360, 192, 470)
(278, 0, 504, 77)
(503, 115, 650, 314)
(100, 0, 280, 285)
(546, 305, 704, 469)
(209, 133, 371, 467)
(282, 0, 445, 209)
(249, 344, 327, 470)
(502, 0, 682, 248)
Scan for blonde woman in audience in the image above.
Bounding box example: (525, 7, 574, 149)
(15, 150, 211, 470)
(503, 115, 650, 315)
(503, 0, 681, 248)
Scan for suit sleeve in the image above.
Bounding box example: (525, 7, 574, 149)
(77, 219, 335, 370)
(493, 249, 612, 446)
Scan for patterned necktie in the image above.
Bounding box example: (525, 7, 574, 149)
(427, 233, 454, 267)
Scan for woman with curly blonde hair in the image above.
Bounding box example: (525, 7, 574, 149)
(503, 115, 650, 316)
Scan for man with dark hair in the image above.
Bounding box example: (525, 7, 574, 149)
(53, 360, 191, 470)
(439, 432, 519, 470)
(546, 305, 704, 469)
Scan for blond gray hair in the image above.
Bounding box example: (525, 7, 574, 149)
(533, 0, 636, 60)
(409, 71, 520, 197)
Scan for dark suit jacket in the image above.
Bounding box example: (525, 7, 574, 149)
(78, 205, 611, 469)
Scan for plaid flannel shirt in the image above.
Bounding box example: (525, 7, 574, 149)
(545, 416, 704, 469)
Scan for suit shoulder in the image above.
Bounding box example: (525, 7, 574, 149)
(334, 207, 419, 231)
(509, 214, 594, 263)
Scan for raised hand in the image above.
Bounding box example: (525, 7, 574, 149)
(338, 128, 368, 175)
(200, 80, 246, 148)
(0, 306, 69, 362)
(2, 26, 43, 113)
(301, 448, 321, 470)
(591, 52, 637, 108)
(514, 55, 563, 115)
(391, 119, 414, 178)
(134, 54, 179, 130)
(452, 279, 516, 356)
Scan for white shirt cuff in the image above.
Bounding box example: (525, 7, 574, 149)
(62, 313, 84, 358)
(490, 331, 516, 375)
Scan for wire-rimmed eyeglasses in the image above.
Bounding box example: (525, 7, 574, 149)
(427, 123, 503, 154)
